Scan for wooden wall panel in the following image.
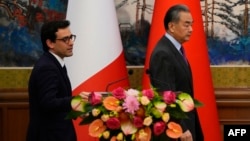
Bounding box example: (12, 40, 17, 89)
(0, 108, 3, 141)
(1, 88, 250, 141)
(0, 89, 29, 141)
(4, 105, 29, 141)
(216, 88, 250, 124)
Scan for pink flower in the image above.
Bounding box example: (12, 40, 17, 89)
(142, 89, 154, 100)
(133, 116, 143, 128)
(163, 91, 176, 104)
(153, 121, 166, 136)
(89, 92, 102, 106)
(112, 87, 126, 100)
(106, 117, 121, 130)
(122, 95, 140, 114)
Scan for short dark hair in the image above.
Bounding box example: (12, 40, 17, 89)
(40, 20, 70, 52)
(164, 4, 190, 30)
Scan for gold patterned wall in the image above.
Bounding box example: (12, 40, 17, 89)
(1, 66, 250, 89)
(210, 66, 250, 88)
(0, 68, 32, 89)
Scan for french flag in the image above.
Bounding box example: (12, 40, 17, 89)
(65, 1, 129, 140)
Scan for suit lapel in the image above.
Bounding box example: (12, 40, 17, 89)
(162, 37, 193, 84)
(46, 52, 72, 93)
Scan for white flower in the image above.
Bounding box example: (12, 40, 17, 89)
(126, 88, 139, 97)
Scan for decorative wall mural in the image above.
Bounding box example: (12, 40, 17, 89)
(116, 0, 250, 65)
(0, 0, 68, 67)
(115, 0, 153, 66)
(201, 0, 250, 65)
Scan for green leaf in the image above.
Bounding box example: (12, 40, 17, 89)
(84, 103, 94, 112)
(194, 99, 204, 107)
(65, 110, 85, 119)
(79, 114, 96, 125)
(167, 105, 188, 119)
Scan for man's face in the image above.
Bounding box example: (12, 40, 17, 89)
(48, 27, 74, 59)
(169, 11, 193, 44)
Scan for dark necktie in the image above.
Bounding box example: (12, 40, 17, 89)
(63, 65, 67, 74)
(180, 46, 188, 64)
(62, 65, 72, 93)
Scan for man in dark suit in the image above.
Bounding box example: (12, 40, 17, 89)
(26, 20, 77, 141)
(149, 4, 204, 141)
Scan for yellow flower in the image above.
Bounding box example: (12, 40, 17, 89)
(162, 113, 170, 123)
(138, 129, 148, 140)
(102, 130, 110, 139)
(135, 127, 151, 141)
(117, 132, 123, 141)
(143, 116, 153, 126)
(101, 114, 110, 122)
(92, 108, 101, 117)
(140, 96, 150, 105)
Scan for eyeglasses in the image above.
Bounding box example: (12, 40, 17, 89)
(56, 34, 76, 44)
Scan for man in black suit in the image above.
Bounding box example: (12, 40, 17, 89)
(149, 4, 204, 141)
(26, 20, 77, 141)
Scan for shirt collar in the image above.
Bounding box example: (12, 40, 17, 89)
(165, 33, 182, 51)
(49, 51, 64, 67)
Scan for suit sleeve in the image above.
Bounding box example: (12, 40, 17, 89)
(34, 66, 73, 112)
(149, 49, 176, 91)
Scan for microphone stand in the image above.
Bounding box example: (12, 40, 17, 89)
(105, 69, 133, 92)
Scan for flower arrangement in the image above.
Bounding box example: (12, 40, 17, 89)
(67, 87, 202, 141)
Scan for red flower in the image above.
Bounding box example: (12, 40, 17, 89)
(142, 89, 154, 100)
(153, 121, 166, 136)
(89, 92, 102, 105)
(112, 87, 126, 100)
(133, 116, 143, 128)
(163, 91, 176, 104)
(106, 117, 121, 130)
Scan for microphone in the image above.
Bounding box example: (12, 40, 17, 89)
(146, 69, 172, 90)
(105, 69, 133, 92)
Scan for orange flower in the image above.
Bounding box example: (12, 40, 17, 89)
(136, 106, 145, 117)
(166, 122, 183, 139)
(119, 111, 130, 123)
(110, 136, 117, 141)
(89, 119, 107, 137)
(135, 127, 151, 141)
(103, 96, 120, 111)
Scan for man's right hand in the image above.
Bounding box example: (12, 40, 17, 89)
(79, 91, 90, 102)
(180, 130, 193, 141)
